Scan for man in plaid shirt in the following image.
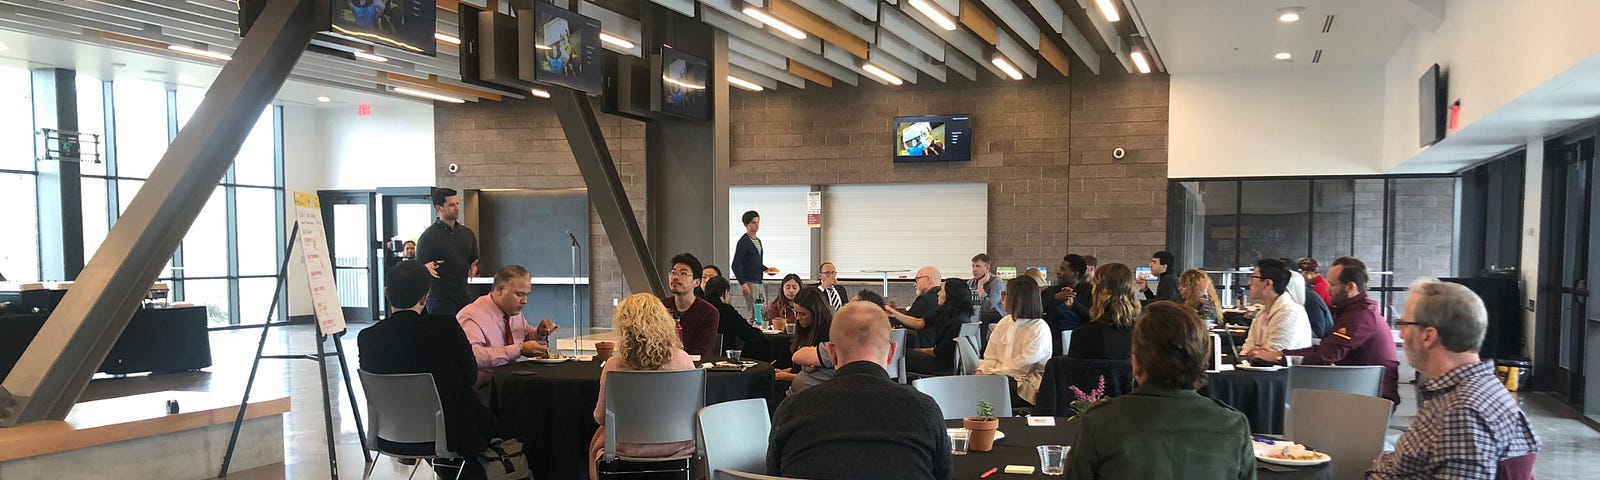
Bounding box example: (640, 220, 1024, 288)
(1368, 279, 1540, 479)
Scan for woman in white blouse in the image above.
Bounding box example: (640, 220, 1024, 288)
(976, 275, 1053, 406)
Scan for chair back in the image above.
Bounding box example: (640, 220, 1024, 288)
(718, 333, 727, 353)
(1030, 357, 1133, 416)
(716, 468, 805, 480)
(888, 329, 908, 383)
(1495, 454, 1537, 480)
(913, 375, 1012, 419)
(357, 370, 453, 458)
(1288, 365, 1384, 398)
(954, 322, 983, 375)
(1285, 389, 1392, 480)
(697, 399, 770, 476)
(603, 369, 707, 461)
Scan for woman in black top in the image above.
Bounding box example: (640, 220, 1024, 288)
(702, 276, 773, 362)
(1068, 263, 1141, 360)
(775, 288, 833, 382)
(906, 278, 974, 376)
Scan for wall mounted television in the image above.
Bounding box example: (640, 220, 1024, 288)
(519, 2, 602, 94)
(329, 0, 438, 56)
(893, 115, 973, 162)
(653, 45, 711, 120)
(1419, 63, 1446, 147)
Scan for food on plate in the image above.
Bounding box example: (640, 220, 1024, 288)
(1261, 444, 1327, 461)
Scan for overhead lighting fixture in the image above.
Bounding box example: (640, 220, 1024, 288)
(728, 75, 765, 92)
(991, 56, 1024, 80)
(862, 63, 903, 85)
(1277, 7, 1305, 22)
(529, 88, 552, 99)
(393, 87, 466, 104)
(908, 0, 958, 31)
(354, 51, 388, 63)
(1274, 51, 1293, 60)
(1094, 0, 1121, 22)
(741, 7, 807, 40)
(599, 32, 635, 49)
(435, 32, 462, 45)
(168, 44, 232, 61)
(316, 96, 331, 103)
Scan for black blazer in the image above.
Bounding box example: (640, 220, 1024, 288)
(712, 300, 775, 362)
(1067, 320, 1134, 361)
(731, 234, 767, 284)
(1142, 270, 1181, 304)
(358, 310, 496, 456)
(813, 284, 849, 310)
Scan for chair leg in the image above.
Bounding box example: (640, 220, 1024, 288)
(362, 453, 380, 480)
(408, 459, 423, 480)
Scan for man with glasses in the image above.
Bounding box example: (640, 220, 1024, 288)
(886, 266, 943, 348)
(815, 262, 848, 311)
(1368, 279, 1540, 479)
(457, 265, 558, 386)
(1239, 258, 1312, 359)
(1250, 257, 1400, 406)
(663, 252, 720, 358)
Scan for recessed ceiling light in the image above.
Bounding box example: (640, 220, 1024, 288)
(861, 63, 903, 85)
(1130, 51, 1151, 74)
(598, 32, 635, 49)
(991, 56, 1024, 80)
(1095, 0, 1121, 22)
(728, 75, 765, 92)
(1274, 51, 1293, 60)
(168, 44, 232, 61)
(354, 51, 388, 63)
(529, 88, 551, 99)
(741, 7, 807, 40)
(316, 96, 331, 103)
(908, 0, 958, 31)
(1277, 7, 1305, 22)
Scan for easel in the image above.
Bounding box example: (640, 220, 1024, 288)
(217, 222, 370, 478)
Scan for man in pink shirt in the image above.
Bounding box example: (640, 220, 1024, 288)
(458, 265, 559, 385)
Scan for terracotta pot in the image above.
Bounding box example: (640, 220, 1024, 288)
(594, 341, 615, 362)
(963, 416, 1000, 452)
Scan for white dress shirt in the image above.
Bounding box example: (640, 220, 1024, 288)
(976, 315, 1052, 403)
(1241, 292, 1313, 357)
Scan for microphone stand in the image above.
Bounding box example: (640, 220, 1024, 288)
(567, 230, 581, 358)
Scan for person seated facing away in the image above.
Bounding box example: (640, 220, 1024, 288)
(703, 276, 774, 363)
(783, 289, 837, 395)
(815, 262, 848, 311)
(662, 253, 721, 358)
(1277, 257, 1334, 339)
(457, 265, 559, 386)
(1068, 263, 1141, 361)
(1138, 251, 1180, 304)
(360, 261, 496, 479)
(905, 278, 975, 376)
(1239, 258, 1313, 358)
(1249, 256, 1401, 406)
(1299, 257, 1331, 305)
(764, 274, 804, 329)
(1178, 268, 1220, 323)
(852, 289, 887, 310)
(1067, 301, 1255, 479)
(589, 294, 698, 480)
(977, 276, 1052, 406)
(768, 301, 951, 480)
(1367, 279, 1541, 479)
(885, 266, 945, 347)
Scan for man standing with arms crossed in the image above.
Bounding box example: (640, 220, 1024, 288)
(417, 187, 479, 317)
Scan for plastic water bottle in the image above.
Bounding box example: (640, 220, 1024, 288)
(753, 298, 765, 328)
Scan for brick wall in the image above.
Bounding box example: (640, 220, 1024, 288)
(727, 63, 1171, 272)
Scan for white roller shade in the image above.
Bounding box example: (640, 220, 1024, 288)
(823, 183, 987, 280)
(729, 186, 814, 281)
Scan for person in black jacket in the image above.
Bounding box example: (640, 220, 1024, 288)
(731, 210, 777, 309)
(358, 261, 496, 479)
(814, 262, 849, 311)
(1139, 250, 1180, 305)
(1043, 254, 1093, 356)
(906, 278, 975, 376)
(703, 276, 774, 362)
(1070, 263, 1141, 361)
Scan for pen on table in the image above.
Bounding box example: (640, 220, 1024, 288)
(1252, 435, 1275, 444)
(979, 467, 998, 478)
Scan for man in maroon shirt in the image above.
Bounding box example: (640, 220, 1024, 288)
(1254, 256, 1401, 407)
(663, 252, 721, 358)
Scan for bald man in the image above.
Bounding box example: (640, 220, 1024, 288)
(886, 265, 944, 348)
(769, 302, 951, 480)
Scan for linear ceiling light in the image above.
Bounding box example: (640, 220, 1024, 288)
(991, 55, 1024, 80)
(1277, 7, 1305, 22)
(908, 0, 958, 31)
(393, 87, 466, 104)
(599, 32, 636, 49)
(1129, 50, 1151, 74)
(728, 75, 765, 92)
(862, 63, 904, 85)
(741, 7, 807, 40)
(529, 88, 552, 98)
(1095, 0, 1121, 22)
(168, 44, 232, 61)
(354, 51, 388, 63)
(435, 32, 462, 45)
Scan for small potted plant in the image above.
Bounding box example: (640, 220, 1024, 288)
(963, 400, 1000, 451)
(1068, 375, 1110, 420)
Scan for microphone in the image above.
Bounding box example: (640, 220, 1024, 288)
(566, 230, 579, 246)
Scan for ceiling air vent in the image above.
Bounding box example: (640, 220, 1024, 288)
(1322, 15, 1336, 33)
(1312, 49, 1323, 63)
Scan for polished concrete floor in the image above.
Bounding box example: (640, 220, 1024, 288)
(71, 323, 1600, 480)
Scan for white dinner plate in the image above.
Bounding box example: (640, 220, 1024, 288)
(1236, 363, 1283, 372)
(526, 357, 571, 364)
(992, 430, 1005, 441)
(1255, 451, 1331, 466)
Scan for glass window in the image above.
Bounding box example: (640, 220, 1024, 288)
(0, 173, 39, 281)
(117, 179, 143, 215)
(175, 86, 203, 133)
(76, 75, 107, 176)
(235, 108, 276, 187)
(0, 65, 32, 171)
(1310, 179, 1356, 263)
(1385, 177, 1458, 318)
(238, 276, 284, 325)
(112, 80, 169, 179)
(236, 187, 280, 276)
(1238, 180, 1311, 264)
(181, 187, 229, 278)
(182, 278, 232, 326)
(83, 177, 109, 258)
(1172, 181, 1240, 269)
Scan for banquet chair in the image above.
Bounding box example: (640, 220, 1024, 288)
(1285, 389, 1391, 480)
(1287, 365, 1384, 398)
(599, 369, 707, 478)
(888, 328, 908, 384)
(913, 375, 1013, 419)
(357, 370, 468, 480)
(954, 322, 983, 375)
(715, 468, 806, 480)
(697, 399, 771, 477)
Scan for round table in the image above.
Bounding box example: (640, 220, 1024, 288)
(861, 268, 911, 295)
(1201, 367, 1289, 434)
(489, 358, 775, 480)
(945, 417, 1328, 479)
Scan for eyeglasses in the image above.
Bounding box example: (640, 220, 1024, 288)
(1250, 275, 1264, 280)
(821, 271, 837, 275)
(1394, 321, 1433, 329)
(915, 275, 931, 281)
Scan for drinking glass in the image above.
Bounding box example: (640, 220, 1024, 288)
(948, 428, 969, 455)
(1036, 445, 1069, 475)
(1286, 355, 1305, 367)
(726, 349, 743, 363)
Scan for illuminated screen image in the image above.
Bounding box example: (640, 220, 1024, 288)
(531, 2, 602, 93)
(659, 46, 709, 120)
(893, 115, 971, 162)
(330, 0, 437, 56)
(896, 121, 946, 157)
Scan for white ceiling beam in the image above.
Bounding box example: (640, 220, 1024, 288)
(994, 31, 1037, 78)
(874, 28, 945, 81)
(703, 7, 859, 85)
(838, 0, 878, 20)
(699, 0, 764, 29)
(730, 51, 806, 88)
(579, 1, 644, 57)
(790, 0, 875, 41)
(821, 44, 889, 85)
(1118, 0, 1162, 72)
(943, 44, 978, 80)
(878, 4, 947, 62)
(651, 0, 697, 17)
(728, 36, 790, 69)
(1075, 0, 1132, 73)
(728, 64, 781, 90)
(866, 47, 918, 84)
(1026, 0, 1063, 33)
(978, 0, 1040, 50)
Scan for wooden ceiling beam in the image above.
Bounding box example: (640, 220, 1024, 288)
(381, 72, 503, 101)
(766, 0, 870, 58)
(787, 60, 834, 87)
(958, 0, 998, 45)
(1037, 32, 1070, 76)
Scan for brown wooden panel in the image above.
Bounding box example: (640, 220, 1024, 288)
(959, 0, 998, 45)
(766, 0, 870, 58)
(788, 60, 834, 87)
(1038, 34, 1071, 76)
(381, 72, 504, 101)
(437, 0, 457, 13)
(0, 391, 290, 462)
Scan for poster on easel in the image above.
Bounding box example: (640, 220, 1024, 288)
(293, 192, 347, 336)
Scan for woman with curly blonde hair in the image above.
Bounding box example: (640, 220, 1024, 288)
(1068, 263, 1141, 360)
(589, 293, 695, 480)
(1179, 268, 1220, 322)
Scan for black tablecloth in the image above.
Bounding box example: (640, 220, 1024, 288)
(489, 358, 775, 480)
(945, 417, 1327, 479)
(764, 333, 795, 369)
(1201, 368, 1289, 434)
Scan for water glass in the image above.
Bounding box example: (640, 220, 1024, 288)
(784, 323, 796, 334)
(948, 428, 969, 455)
(1286, 355, 1305, 367)
(1036, 445, 1068, 475)
(726, 349, 743, 363)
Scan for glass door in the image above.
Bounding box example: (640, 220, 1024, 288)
(319, 190, 378, 323)
(1541, 136, 1595, 411)
(377, 188, 434, 318)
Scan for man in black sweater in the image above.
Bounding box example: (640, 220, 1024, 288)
(1140, 250, 1180, 304)
(359, 261, 496, 479)
(769, 301, 952, 480)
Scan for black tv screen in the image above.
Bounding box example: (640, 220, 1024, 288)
(524, 2, 602, 94)
(656, 46, 710, 120)
(1419, 63, 1445, 147)
(329, 0, 438, 56)
(893, 115, 973, 162)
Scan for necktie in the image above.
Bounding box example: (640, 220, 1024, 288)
(826, 287, 840, 310)
(503, 315, 514, 345)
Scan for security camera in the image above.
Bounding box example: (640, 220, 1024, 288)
(1112, 148, 1126, 160)
(447, 163, 459, 173)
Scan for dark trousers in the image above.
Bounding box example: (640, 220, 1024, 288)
(427, 295, 466, 318)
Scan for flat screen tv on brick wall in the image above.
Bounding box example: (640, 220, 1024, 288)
(893, 115, 973, 162)
(519, 1, 602, 93)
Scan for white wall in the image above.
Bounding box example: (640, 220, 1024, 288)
(1381, 0, 1600, 171)
(1169, 66, 1385, 178)
(318, 104, 435, 189)
(282, 106, 326, 317)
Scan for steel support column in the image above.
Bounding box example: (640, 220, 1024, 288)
(552, 89, 663, 296)
(31, 68, 84, 281)
(0, 0, 315, 426)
